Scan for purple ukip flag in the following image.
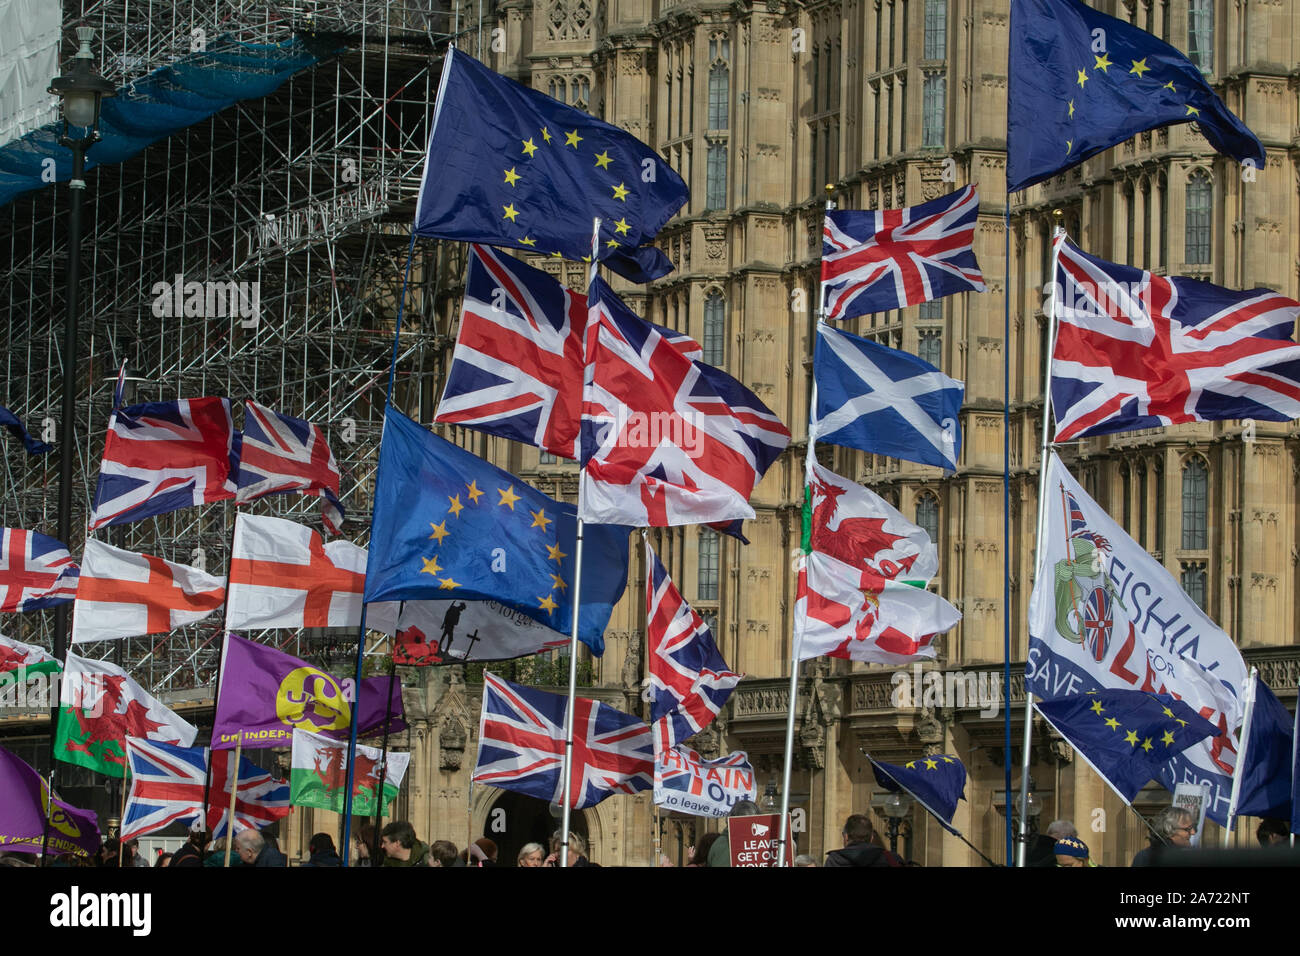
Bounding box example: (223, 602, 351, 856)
(0, 745, 101, 857)
(210, 633, 405, 750)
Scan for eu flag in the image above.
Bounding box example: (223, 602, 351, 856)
(1234, 675, 1294, 820)
(363, 405, 631, 655)
(868, 752, 967, 832)
(1035, 690, 1220, 803)
(1008, 0, 1264, 193)
(415, 48, 687, 280)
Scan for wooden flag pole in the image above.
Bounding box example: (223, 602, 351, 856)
(222, 738, 242, 867)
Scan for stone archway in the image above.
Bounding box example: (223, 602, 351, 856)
(480, 790, 589, 866)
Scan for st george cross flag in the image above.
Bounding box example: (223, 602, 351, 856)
(813, 321, 964, 471)
(0, 634, 59, 688)
(71, 539, 225, 644)
(653, 746, 755, 818)
(0, 746, 101, 857)
(121, 738, 291, 840)
(645, 539, 741, 757)
(289, 728, 410, 816)
(0, 528, 79, 612)
(364, 405, 631, 655)
(0, 404, 51, 454)
(474, 671, 653, 809)
(1034, 691, 1221, 803)
(88, 396, 239, 530)
(226, 513, 374, 631)
(55, 651, 197, 778)
(867, 752, 967, 832)
(236, 401, 345, 535)
(581, 277, 790, 526)
(1051, 236, 1300, 442)
(821, 185, 986, 321)
(434, 245, 587, 459)
(1008, 0, 1264, 193)
(414, 48, 686, 280)
(1027, 452, 1249, 824)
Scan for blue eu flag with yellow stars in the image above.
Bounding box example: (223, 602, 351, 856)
(1008, 0, 1265, 193)
(414, 48, 688, 282)
(1035, 690, 1221, 803)
(868, 752, 967, 833)
(363, 405, 631, 655)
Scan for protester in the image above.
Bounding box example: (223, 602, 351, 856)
(204, 837, 239, 867)
(428, 840, 459, 867)
(823, 813, 903, 867)
(793, 854, 818, 867)
(303, 832, 341, 867)
(545, 830, 597, 867)
(1053, 837, 1097, 867)
(170, 821, 208, 868)
(706, 799, 763, 867)
(1029, 819, 1078, 867)
(1132, 806, 1196, 866)
(687, 832, 720, 867)
(154, 852, 172, 868)
(465, 837, 497, 867)
(380, 820, 430, 867)
(95, 838, 121, 867)
(123, 838, 148, 868)
(234, 828, 287, 867)
(517, 842, 545, 867)
(1256, 818, 1290, 847)
(352, 822, 381, 866)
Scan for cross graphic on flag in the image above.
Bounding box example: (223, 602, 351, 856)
(0, 528, 79, 612)
(236, 401, 345, 535)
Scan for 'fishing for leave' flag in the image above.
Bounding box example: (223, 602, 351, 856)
(289, 728, 410, 816)
(0, 528, 79, 612)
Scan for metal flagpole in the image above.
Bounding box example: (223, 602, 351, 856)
(1017, 214, 1065, 866)
(1222, 666, 1259, 847)
(560, 218, 602, 867)
(776, 190, 834, 868)
(1002, 203, 1014, 867)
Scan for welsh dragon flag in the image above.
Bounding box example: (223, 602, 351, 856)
(289, 728, 410, 815)
(55, 652, 197, 778)
(0, 634, 60, 687)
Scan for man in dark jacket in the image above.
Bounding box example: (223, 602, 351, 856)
(823, 814, 902, 867)
(234, 829, 287, 867)
(170, 821, 208, 868)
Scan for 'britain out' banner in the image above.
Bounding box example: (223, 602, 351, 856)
(653, 745, 755, 818)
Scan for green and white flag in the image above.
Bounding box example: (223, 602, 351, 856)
(290, 728, 410, 816)
(0, 634, 60, 687)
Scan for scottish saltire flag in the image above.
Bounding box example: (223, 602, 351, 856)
(581, 277, 790, 526)
(236, 401, 345, 535)
(821, 185, 985, 321)
(473, 672, 653, 809)
(1234, 676, 1295, 821)
(653, 746, 755, 818)
(1034, 691, 1220, 803)
(435, 245, 587, 458)
(1051, 236, 1300, 442)
(867, 753, 967, 833)
(1028, 452, 1249, 824)
(812, 321, 964, 471)
(0, 404, 50, 454)
(414, 48, 686, 280)
(1007, 0, 1264, 192)
(0, 529, 79, 612)
(121, 738, 291, 840)
(88, 396, 239, 530)
(364, 405, 630, 654)
(645, 539, 741, 756)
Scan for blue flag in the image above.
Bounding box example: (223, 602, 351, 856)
(414, 48, 687, 281)
(1008, 0, 1264, 193)
(0, 405, 50, 455)
(1292, 681, 1299, 836)
(1035, 690, 1220, 803)
(1235, 676, 1294, 821)
(868, 752, 966, 833)
(812, 321, 964, 470)
(363, 405, 630, 655)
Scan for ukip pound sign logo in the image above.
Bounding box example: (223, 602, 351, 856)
(276, 666, 351, 733)
(40, 779, 81, 839)
(1051, 485, 1128, 664)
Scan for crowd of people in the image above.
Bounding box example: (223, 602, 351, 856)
(1027, 810, 1295, 867)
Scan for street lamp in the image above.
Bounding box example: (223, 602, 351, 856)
(48, 27, 114, 665)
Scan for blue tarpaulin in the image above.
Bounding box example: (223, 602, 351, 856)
(0, 36, 321, 208)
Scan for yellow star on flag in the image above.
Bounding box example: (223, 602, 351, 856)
(1162, 706, 1174, 718)
(503, 203, 519, 222)
(465, 480, 484, 505)
(1090, 699, 1105, 715)
(605, 239, 621, 248)
(1077, 68, 1089, 88)
(1094, 52, 1112, 73)
(1065, 139, 1073, 154)
(503, 167, 521, 186)
(905, 761, 917, 770)
(1129, 58, 1150, 78)
(521, 138, 538, 157)
(1163, 80, 1176, 92)
(564, 129, 582, 148)
(428, 520, 450, 544)
(540, 127, 552, 143)
(420, 555, 443, 576)
(594, 150, 612, 169)
(1141, 738, 1154, 753)
(1186, 104, 1200, 117)
(547, 542, 568, 564)
(612, 182, 629, 201)
(1067, 99, 1075, 118)
(1104, 717, 1121, 730)
(613, 217, 630, 235)
(537, 594, 558, 614)
(447, 494, 464, 518)
(519, 237, 536, 246)
(1162, 730, 1176, 747)
(924, 759, 938, 770)
(1175, 717, 1188, 727)
(551, 572, 567, 593)
(1124, 730, 1140, 747)
(497, 485, 520, 510)
(439, 577, 460, 590)
(530, 508, 552, 532)
(941, 756, 954, 763)
(550, 251, 564, 258)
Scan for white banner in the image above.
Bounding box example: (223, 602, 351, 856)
(653, 746, 755, 818)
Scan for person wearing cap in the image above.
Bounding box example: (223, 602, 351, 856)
(1054, 836, 1098, 867)
(170, 820, 209, 868)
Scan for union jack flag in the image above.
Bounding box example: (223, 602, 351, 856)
(0, 529, 79, 612)
(580, 277, 790, 527)
(236, 401, 345, 535)
(645, 539, 741, 757)
(473, 671, 653, 809)
(1052, 236, 1300, 442)
(821, 184, 986, 321)
(121, 737, 291, 841)
(89, 397, 238, 530)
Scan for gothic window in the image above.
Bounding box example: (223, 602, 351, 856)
(707, 143, 727, 210)
(1121, 464, 1132, 529)
(1124, 183, 1135, 265)
(923, 73, 945, 148)
(698, 530, 719, 601)
(1180, 561, 1207, 610)
(703, 291, 726, 366)
(573, 75, 590, 111)
(546, 0, 592, 41)
(1187, 0, 1213, 73)
(919, 300, 943, 321)
(1181, 457, 1208, 550)
(708, 35, 730, 130)
(540, 451, 558, 465)
(1185, 170, 1211, 265)
(1158, 173, 1168, 270)
(924, 0, 947, 60)
(917, 492, 940, 543)
(548, 77, 566, 104)
(917, 329, 942, 368)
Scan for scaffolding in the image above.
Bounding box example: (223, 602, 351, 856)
(0, 0, 478, 694)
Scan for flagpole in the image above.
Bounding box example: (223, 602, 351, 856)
(203, 510, 243, 839)
(1001, 199, 1013, 868)
(560, 218, 602, 867)
(222, 739, 241, 867)
(1018, 214, 1065, 866)
(1221, 666, 1258, 847)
